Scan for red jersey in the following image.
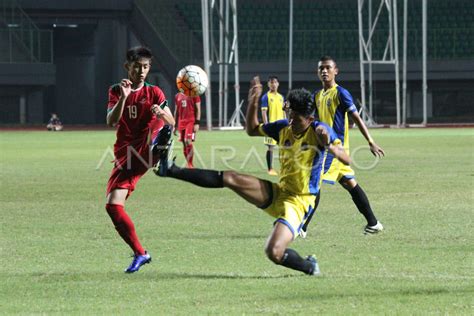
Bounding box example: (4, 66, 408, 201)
(107, 82, 167, 164)
(174, 93, 200, 129)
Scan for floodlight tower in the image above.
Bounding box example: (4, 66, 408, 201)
(201, 0, 241, 130)
(358, 0, 401, 127)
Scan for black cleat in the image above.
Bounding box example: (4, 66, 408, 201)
(154, 155, 176, 177)
(306, 255, 321, 276)
(151, 125, 173, 176)
(151, 125, 173, 157)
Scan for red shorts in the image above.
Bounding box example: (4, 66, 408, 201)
(106, 121, 165, 198)
(178, 122, 196, 142)
(106, 142, 158, 199)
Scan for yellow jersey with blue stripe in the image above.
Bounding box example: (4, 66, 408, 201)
(258, 120, 341, 195)
(260, 91, 285, 122)
(314, 84, 357, 150)
(314, 84, 357, 174)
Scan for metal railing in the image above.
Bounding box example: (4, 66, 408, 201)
(0, 0, 53, 63)
(188, 28, 473, 63)
(135, 0, 196, 63)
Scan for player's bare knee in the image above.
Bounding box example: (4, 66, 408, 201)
(340, 178, 356, 191)
(223, 171, 243, 188)
(265, 243, 284, 264)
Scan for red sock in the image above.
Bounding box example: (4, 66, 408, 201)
(105, 204, 145, 255)
(185, 143, 193, 167)
(183, 145, 189, 163)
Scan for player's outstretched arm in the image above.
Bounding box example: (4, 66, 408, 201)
(245, 76, 263, 136)
(329, 143, 351, 166)
(350, 111, 385, 157)
(315, 125, 351, 166)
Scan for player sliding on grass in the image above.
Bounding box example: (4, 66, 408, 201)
(156, 77, 351, 276)
(105, 46, 175, 273)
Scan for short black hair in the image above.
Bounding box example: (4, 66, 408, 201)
(126, 46, 153, 63)
(319, 55, 336, 65)
(268, 75, 279, 82)
(286, 88, 315, 117)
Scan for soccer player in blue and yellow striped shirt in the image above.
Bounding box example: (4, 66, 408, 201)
(308, 56, 385, 236)
(157, 77, 351, 276)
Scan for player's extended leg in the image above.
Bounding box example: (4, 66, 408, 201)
(223, 171, 273, 207)
(266, 145, 277, 176)
(265, 222, 320, 275)
(339, 178, 383, 234)
(157, 163, 272, 207)
(158, 164, 319, 275)
(106, 189, 151, 273)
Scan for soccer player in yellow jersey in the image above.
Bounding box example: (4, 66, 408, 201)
(157, 77, 351, 276)
(305, 56, 385, 236)
(261, 76, 285, 175)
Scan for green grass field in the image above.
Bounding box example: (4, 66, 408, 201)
(1, 128, 473, 314)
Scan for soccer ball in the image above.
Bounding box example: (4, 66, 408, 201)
(176, 65, 209, 97)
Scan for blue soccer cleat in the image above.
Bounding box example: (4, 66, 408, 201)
(307, 255, 321, 276)
(125, 251, 151, 273)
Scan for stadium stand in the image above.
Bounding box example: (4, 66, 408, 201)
(146, 0, 473, 62)
(0, 0, 472, 125)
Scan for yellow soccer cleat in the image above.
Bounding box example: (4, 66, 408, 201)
(268, 169, 278, 176)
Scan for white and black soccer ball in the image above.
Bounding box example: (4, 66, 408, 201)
(176, 65, 209, 97)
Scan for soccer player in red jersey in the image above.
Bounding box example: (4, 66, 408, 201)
(173, 91, 201, 168)
(105, 46, 175, 273)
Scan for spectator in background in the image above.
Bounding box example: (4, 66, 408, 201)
(47, 113, 63, 131)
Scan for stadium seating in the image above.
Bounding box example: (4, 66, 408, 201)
(136, 0, 473, 63)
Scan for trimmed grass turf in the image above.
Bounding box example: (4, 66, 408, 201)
(0, 128, 473, 314)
